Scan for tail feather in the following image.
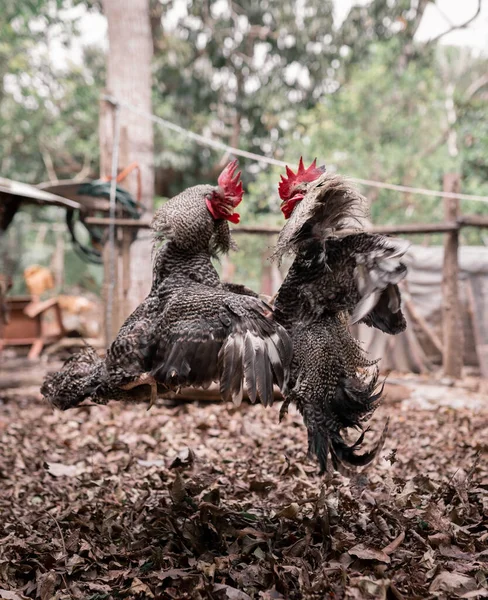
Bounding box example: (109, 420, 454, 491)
(298, 368, 386, 474)
(329, 418, 389, 472)
(329, 369, 383, 430)
(309, 419, 389, 475)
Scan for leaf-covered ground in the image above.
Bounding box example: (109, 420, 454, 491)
(0, 378, 487, 600)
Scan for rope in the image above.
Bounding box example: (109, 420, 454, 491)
(102, 93, 488, 205)
(106, 103, 121, 345)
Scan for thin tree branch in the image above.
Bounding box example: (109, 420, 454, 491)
(427, 0, 482, 45)
(465, 73, 488, 101)
(40, 145, 59, 183)
(73, 153, 92, 182)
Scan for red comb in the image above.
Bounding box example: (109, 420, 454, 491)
(206, 160, 244, 223)
(278, 157, 324, 200)
(218, 160, 244, 207)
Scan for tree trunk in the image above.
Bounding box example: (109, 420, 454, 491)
(100, 0, 154, 320)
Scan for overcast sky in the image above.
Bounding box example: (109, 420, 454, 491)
(59, 0, 488, 67)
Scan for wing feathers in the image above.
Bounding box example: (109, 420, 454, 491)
(151, 287, 292, 405)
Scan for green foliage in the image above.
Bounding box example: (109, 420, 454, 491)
(0, 3, 103, 183)
(247, 41, 488, 245)
(1, 0, 488, 292)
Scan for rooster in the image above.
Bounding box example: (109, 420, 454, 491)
(42, 161, 292, 411)
(273, 159, 408, 473)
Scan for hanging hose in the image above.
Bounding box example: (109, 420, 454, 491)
(65, 178, 143, 265)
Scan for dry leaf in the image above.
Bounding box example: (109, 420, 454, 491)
(170, 471, 187, 503)
(130, 577, 154, 598)
(382, 531, 405, 555)
(0, 591, 28, 600)
(276, 503, 300, 520)
(429, 572, 478, 595)
(38, 571, 57, 600)
(45, 462, 85, 477)
(2, 362, 488, 600)
(170, 447, 195, 469)
(348, 543, 391, 564)
(213, 584, 252, 600)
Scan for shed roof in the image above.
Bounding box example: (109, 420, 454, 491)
(0, 178, 81, 210)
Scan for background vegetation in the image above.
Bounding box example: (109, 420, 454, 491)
(1, 0, 487, 294)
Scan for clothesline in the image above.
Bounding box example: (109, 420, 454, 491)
(102, 94, 488, 204)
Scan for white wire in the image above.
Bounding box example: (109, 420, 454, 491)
(102, 94, 488, 204)
(106, 103, 121, 345)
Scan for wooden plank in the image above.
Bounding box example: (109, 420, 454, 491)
(441, 174, 463, 378)
(466, 276, 488, 379)
(458, 214, 488, 228)
(85, 217, 152, 227)
(84, 217, 460, 236)
(403, 295, 443, 357)
(365, 222, 458, 235)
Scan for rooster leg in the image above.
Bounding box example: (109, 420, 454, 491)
(119, 373, 158, 409)
(279, 397, 292, 422)
(147, 380, 158, 410)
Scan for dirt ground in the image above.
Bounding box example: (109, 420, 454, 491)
(0, 369, 487, 600)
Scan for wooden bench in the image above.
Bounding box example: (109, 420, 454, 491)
(0, 296, 65, 359)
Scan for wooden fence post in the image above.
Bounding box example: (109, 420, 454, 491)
(100, 96, 121, 347)
(442, 173, 463, 378)
(118, 126, 133, 330)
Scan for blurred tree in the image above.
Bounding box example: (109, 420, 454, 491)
(0, 2, 103, 183)
(1, 0, 488, 294)
(149, 0, 438, 195)
(100, 0, 154, 316)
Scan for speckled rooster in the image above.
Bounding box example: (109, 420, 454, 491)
(42, 161, 292, 411)
(273, 159, 408, 473)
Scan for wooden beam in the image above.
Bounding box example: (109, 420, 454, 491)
(442, 174, 463, 379)
(84, 217, 460, 236)
(458, 214, 488, 228)
(85, 217, 152, 227)
(363, 222, 458, 235)
(403, 295, 443, 356)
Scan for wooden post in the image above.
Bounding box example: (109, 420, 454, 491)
(118, 126, 133, 328)
(50, 225, 65, 293)
(100, 97, 121, 346)
(101, 0, 155, 315)
(442, 173, 463, 378)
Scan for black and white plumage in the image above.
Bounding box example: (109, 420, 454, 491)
(40, 345, 169, 411)
(150, 276, 291, 406)
(42, 161, 292, 410)
(274, 162, 408, 473)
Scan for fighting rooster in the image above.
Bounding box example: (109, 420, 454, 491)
(273, 159, 408, 473)
(42, 161, 292, 411)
